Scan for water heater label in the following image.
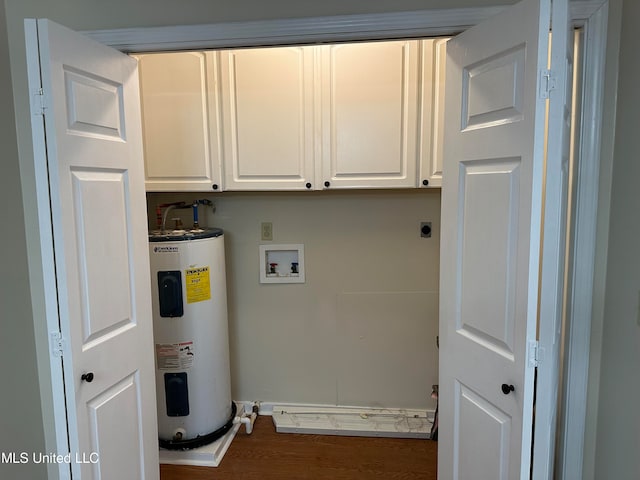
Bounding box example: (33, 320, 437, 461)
(156, 342, 195, 370)
(185, 266, 211, 303)
(153, 245, 179, 254)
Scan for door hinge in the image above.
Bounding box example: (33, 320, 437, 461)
(34, 88, 46, 115)
(528, 340, 543, 368)
(539, 69, 557, 99)
(50, 331, 65, 358)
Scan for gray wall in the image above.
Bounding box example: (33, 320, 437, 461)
(593, 0, 640, 478)
(148, 190, 441, 408)
(0, 0, 629, 479)
(0, 3, 491, 479)
(6, 0, 516, 30)
(0, 1, 47, 479)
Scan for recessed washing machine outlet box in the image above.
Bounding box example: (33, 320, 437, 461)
(259, 244, 305, 284)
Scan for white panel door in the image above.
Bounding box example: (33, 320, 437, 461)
(136, 51, 223, 192)
(439, 0, 566, 478)
(29, 19, 159, 480)
(220, 46, 316, 190)
(320, 40, 419, 189)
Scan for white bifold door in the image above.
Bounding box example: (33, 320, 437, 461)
(25, 19, 159, 480)
(439, 0, 571, 478)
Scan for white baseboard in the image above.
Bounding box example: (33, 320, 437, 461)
(236, 401, 435, 439)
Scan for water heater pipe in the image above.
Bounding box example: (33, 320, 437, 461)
(161, 205, 179, 232)
(155, 202, 185, 229)
(233, 404, 258, 435)
(191, 199, 214, 229)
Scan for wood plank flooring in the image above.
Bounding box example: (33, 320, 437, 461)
(160, 416, 437, 480)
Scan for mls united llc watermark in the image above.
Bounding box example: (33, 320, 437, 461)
(1, 451, 99, 464)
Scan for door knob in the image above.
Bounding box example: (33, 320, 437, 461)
(81, 372, 94, 383)
(501, 383, 514, 395)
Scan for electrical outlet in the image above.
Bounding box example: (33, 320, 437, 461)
(261, 222, 273, 241)
(420, 222, 432, 238)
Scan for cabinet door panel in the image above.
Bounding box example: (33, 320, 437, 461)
(220, 46, 315, 190)
(320, 41, 419, 189)
(419, 38, 448, 188)
(137, 52, 222, 191)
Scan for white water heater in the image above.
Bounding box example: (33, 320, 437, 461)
(149, 227, 234, 450)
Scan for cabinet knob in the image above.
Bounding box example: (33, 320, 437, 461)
(501, 383, 515, 395)
(81, 372, 95, 383)
(212, 184, 219, 190)
(324, 181, 331, 188)
(305, 182, 312, 189)
(422, 179, 429, 187)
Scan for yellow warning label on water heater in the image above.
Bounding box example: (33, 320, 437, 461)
(185, 266, 211, 303)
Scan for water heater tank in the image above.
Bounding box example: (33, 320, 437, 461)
(149, 228, 234, 449)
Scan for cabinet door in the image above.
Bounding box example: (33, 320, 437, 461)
(419, 38, 448, 188)
(136, 52, 223, 192)
(320, 40, 419, 189)
(219, 46, 316, 190)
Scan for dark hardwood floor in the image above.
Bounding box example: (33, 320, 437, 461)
(160, 416, 437, 480)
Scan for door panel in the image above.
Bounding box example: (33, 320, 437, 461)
(457, 158, 521, 359)
(419, 37, 448, 188)
(220, 46, 315, 190)
(455, 382, 511, 480)
(87, 374, 143, 479)
(136, 51, 223, 191)
(72, 170, 133, 343)
(64, 69, 124, 139)
(32, 19, 159, 480)
(439, 0, 554, 478)
(320, 40, 419, 188)
(462, 46, 525, 130)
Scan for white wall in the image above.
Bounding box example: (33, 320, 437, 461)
(148, 190, 441, 408)
(592, 0, 640, 478)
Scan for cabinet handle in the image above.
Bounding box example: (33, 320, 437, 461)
(501, 383, 515, 395)
(324, 181, 331, 188)
(422, 179, 429, 187)
(81, 372, 95, 383)
(305, 182, 312, 189)
(212, 184, 219, 190)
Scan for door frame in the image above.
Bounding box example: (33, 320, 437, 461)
(556, 3, 608, 478)
(32, 2, 606, 479)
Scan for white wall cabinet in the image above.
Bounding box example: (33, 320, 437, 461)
(136, 51, 223, 192)
(219, 46, 316, 190)
(319, 40, 420, 189)
(418, 38, 448, 189)
(138, 40, 446, 192)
